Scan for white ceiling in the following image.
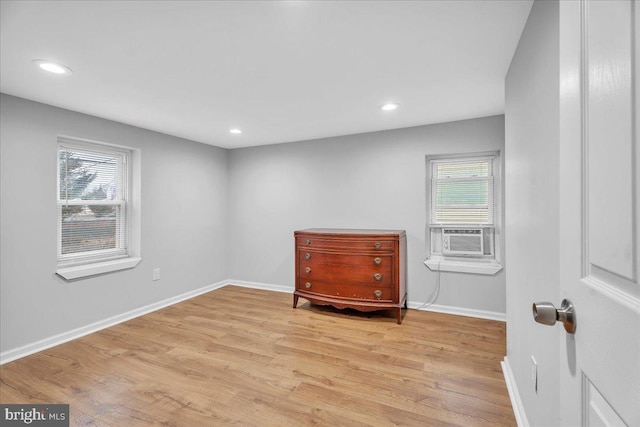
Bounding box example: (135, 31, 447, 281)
(0, 1, 532, 149)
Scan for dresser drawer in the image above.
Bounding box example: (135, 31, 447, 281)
(298, 280, 393, 302)
(297, 250, 393, 268)
(296, 237, 394, 251)
(298, 261, 392, 286)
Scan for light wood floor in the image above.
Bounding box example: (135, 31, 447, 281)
(0, 285, 515, 426)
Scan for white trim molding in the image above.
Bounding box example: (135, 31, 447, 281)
(407, 300, 506, 322)
(424, 257, 503, 275)
(226, 279, 293, 294)
(501, 356, 530, 427)
(56, 257, 142, 280)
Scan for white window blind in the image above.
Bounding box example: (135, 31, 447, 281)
(430, 156, 495, 225)
(57, 140, 129, 264)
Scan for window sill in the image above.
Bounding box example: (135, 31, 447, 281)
(56, 257, 141, 280)
(424, 256, 503, 275)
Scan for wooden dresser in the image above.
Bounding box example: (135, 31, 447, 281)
(293, 228, 407, 324)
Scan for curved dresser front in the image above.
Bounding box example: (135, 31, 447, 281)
(293, 228, 407, 324)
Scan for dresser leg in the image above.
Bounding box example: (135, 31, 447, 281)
(396, 307, 402, 324)
(293, 294, 299, 308)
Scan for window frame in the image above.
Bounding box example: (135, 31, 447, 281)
(425, 151, 503, 275)
(56, 136, 141, 280)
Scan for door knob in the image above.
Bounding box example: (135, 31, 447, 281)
(532, 299, 576, 334)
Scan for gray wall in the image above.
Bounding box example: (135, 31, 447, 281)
(228, 116, 506, 314)
(0, 94, 230, 353)
(0, 93, 506, 357)
(505, 0, 559, 425)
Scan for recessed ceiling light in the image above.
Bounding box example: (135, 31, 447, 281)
(229, 128, 242, 134)
(33, 59, 72, 75)
(380, 103, 399, 111)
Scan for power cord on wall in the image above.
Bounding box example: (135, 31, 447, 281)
(417, 255, 442, 310)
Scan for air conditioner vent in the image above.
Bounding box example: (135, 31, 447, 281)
(442, 228, 484, 256)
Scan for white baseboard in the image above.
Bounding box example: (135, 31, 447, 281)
(0, 280, 230, 365)
(407, 301, 506, 322)
(501, 356, 530, 427)
(226, 279, 293, 294)
(1, 279, 504, 364)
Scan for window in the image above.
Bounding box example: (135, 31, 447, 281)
(56, 137, 141, 279)
(425, 152, 502, 275)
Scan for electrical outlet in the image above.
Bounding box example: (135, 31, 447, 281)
(530, 355, 538, 393)
(152, 268, 160, 281)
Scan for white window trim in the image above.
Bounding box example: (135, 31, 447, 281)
(424, 255, 503, 275)
(56, 136, 141, 280)
(425, 151, 503, 275)
(56, 257, 142, 280)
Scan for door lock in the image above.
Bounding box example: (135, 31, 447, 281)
(532, 299, 576, 334)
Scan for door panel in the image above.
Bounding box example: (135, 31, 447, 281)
(559, 1, 640, 426)
(584, 378, 627, 427)
(587, 0, 635, 281)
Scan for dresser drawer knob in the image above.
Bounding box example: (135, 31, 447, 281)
(305, 239, 311, 245)
(304, 253, 312, 260)
(305, 267, 312, 274)
(374, 242, 381, 249)
(373, 289, 383, 298)
(305, 282, 312, 289)
(373, 257, 382, 265)
(373, 273, 382, 281)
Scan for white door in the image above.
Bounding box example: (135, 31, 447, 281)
(558, 0, 640, 426)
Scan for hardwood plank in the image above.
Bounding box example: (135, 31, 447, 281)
(0, 285, 515, 426)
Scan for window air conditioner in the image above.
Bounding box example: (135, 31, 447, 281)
(442, 228, 484, 256)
